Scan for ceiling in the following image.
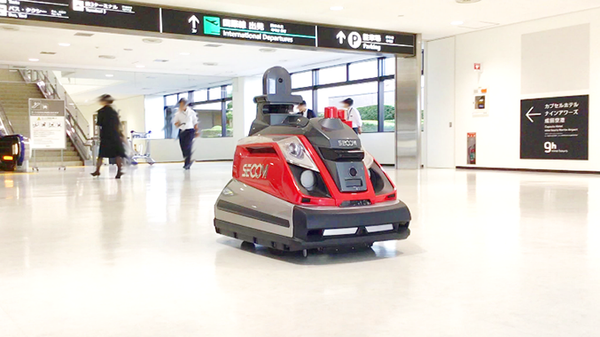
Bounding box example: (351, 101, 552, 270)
(140, 0, 600, 40)
(3, 0, 600, 103)
(0, 24, 371, 104)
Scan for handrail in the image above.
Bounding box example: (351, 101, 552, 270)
(19, 69, 92, 161)
(0, 101, 15, 136)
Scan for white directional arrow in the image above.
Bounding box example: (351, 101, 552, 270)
(188, 15, 200, 33)
(526, 106, 542, 123)
(336, 31, 346, 44)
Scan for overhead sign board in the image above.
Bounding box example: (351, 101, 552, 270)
(317, 26, 415, 55)
(161, 9, 318, 47)
(29, 99, 66, 150)
(0, 0, 160, 32)
(520, 95, 589, 160)
(1, 2, 415, 55)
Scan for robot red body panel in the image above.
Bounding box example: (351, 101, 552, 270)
(214, 66, 411, 255)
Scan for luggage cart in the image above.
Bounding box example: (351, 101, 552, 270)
(129, 130, 155, 165)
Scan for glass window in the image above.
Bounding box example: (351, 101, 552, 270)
(349, 59, 378, 81)
(384, 57, 396, 76)
(291, 71, 312, 89)
(226, 85, 233, 98)
(165, 94, 177, 107)
(318, 65, 347, 85)
(226, 101, 233, 136)
(178, 92, 190, 102)
(383, 79, 396, 132)
(195, 102, 226, 138)
(209, 87, 222, 100)
(316, 82, 378, 132)
(293, 90, 313, 115)
(193, 89, 207, 102)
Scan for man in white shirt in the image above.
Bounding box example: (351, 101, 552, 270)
(342, 98, 362, 134)
(173, 98, 199, 170)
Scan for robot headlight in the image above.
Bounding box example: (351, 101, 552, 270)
(277, 137, 319, 172)
(287, 142, 304, 159)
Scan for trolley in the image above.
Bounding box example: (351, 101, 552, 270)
(129, 130, 155, 165)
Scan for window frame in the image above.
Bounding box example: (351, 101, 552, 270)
(290, 57, 395, 132)
(164, 84, 233, 138)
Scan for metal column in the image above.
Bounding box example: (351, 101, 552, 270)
(395, 35, 422, 169)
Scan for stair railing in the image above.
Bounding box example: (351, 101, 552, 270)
(19, 69, 92, 162)
(0, 101, 15, 136)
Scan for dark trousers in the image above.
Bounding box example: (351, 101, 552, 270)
(179, 129, 195, 167)
(353, 127, 360, 134)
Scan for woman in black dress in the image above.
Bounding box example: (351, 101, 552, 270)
(91, 94, 126, 179)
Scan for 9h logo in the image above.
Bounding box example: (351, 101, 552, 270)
(544, 142, 557, 153)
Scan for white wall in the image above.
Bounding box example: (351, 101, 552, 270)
(79, 95, 146, 137)
(361, 133, 395, 165)
(144, 95, 165, 139)
(148, 138, 236, 162)
(427, 8, 600, 172)
(425, 37, 456, 168)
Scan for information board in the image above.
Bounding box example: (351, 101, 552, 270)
(520, 95, 589, 160)
(317, 26, 415, 55)
(0, 0, 160, 32)
(161, 9, 317, 47)
(29, 99, 66, 150)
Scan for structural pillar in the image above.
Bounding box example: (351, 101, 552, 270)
(395, 34, 422, 169)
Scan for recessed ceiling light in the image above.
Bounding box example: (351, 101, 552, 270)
(451, 20, 464, 26)
(136, 64, 146, 68)
(99, 55, 116, 59)
(28, 58, 39, 62)
(105, 74, 114, 78)
(330, 6, 344, 11)
(259, 48, 277, 53)
(456, 0, 481, 3)
(142, 38, 162, 44)
(179, 52, 190, 56)
(203, 62, 218, 66)
(58, 43, 70, 47)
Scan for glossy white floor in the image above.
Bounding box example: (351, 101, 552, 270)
(1, 162, 599, 337)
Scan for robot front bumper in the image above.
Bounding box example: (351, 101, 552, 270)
(214, 181, 411, 251)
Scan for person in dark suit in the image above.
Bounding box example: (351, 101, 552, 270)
(91, 94, 126, 179)
(297, 101, 317, 119)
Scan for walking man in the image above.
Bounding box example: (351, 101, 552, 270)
(173, 98, 198, 170)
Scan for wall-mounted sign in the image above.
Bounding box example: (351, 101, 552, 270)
(467, 133, 476, 165)
(0, 0, 160, 32)
(520, 95, 589, 160)
(317, 26, 415, 55)
(161, 9, 317, 47)
(29, 99, 66, 150)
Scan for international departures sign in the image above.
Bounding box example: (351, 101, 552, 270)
(0, 1, 415, 55)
